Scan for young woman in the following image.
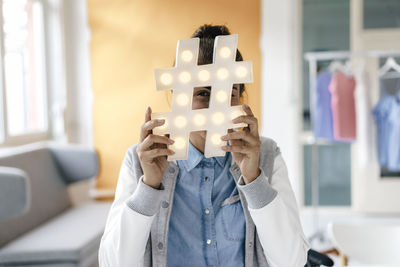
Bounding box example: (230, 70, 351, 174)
(99, 25, 310, 267)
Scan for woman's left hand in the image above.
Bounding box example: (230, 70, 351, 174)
(221, 104, 261, 184)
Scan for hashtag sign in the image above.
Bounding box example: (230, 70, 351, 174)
(151, 34, 253, 160)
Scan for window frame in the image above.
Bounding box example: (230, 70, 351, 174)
(0, 0, 66, 147)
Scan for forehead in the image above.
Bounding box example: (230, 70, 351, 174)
(193, 85, 240, 90)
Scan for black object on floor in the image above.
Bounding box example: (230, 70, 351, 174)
(305, 249, 334, 267)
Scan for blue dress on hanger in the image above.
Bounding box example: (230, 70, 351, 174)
(313, 70, 335, 140)
(373, 90, 400, 171)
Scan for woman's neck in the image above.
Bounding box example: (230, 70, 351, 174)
(189, 133, 206, 154)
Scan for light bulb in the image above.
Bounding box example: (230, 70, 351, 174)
(181, 50, 193, 62)
(217, 68, 229, 80)
(211, 133, 223, 145)
(219, 46, 231, 58)
(216, 90, 227, 103)
(193, 113, 206, 126)
(160, 73, 173, 86)
(198, 70, 210, 82)
(235, 66, 248, 78)
(176, 93, 189, 106)
(172, 137, 186, 150)
(179, 71, 191, 83)
(212, 112, 225, 125)
(174, 115, 187, 128)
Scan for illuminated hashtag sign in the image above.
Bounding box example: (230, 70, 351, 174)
(151, 34, 253, 160)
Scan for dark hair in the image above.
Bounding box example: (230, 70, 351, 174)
(191, 24, 245, 96)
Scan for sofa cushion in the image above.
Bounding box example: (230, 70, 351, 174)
(0, 143, 71, 247)
(0, 202, 111, 266)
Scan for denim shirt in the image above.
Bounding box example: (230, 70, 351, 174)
(98, 136, 310, 267)
(167, 142, 245, 267)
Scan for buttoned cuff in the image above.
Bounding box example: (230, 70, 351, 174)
(236, 168, 277, 209)
(126, 175, 165, 216)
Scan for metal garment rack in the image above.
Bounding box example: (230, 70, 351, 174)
(303, 50, 400, 246)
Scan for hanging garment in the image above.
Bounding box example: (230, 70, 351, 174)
(387, 92, 400, 171)
(329, 71, 357, 141)
(373, 92, 400, 170)
(313, 70, 334, 140)
(354, 68, 374, 168)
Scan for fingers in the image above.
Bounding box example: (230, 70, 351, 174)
(145, 106, 151, 123)
(140, 107, 151, 142)
(221, 130, 260, 146)
(140, 107, 167, 142)
(142, 119, 166, 132)
(242, 104, 254, 116)
(232, 115, 258, 135)
(221, 144, 257, 154)
(138, 148, 175, 163)
(140, 134, 174, 151)
(231, 105, 258, 135)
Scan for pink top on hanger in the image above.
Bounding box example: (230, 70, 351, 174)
(329, 71, 357, 141)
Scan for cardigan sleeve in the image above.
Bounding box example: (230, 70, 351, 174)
(98, 151, 165, 267)
(236, 154, 310, 267)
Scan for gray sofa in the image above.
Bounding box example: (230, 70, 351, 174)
(0, 142, 111, 267)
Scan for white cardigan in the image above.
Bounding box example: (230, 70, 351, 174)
(99, 148, 310, 267)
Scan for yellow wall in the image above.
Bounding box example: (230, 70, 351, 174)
(88, 0, 261, 190)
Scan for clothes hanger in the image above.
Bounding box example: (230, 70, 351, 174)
(328, 60, 346, 73)
(378, 57, 400, 77)
(328, 60, 352, 76)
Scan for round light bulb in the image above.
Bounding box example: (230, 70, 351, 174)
(193, 113, 206, 126)
(160, 73, 173, 85)
(219, 46, 231, 58)
(212, 112, 225, 125)
(216, 90, 228, 103)
(173, 137, 186, 150)
(235, 66, 248, 78)
(217, 68, 229, 80)
(181, 50, 193, 62)
(179, 71, 191, 83)
(176, 93, 189, 106)
(198, 70, 210, 82)
(211, 133, 223, 145)
(174, 115, 187, 128)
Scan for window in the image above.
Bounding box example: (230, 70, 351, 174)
(302, 0, 352, 207)
(0, 0, 48, 144)
(363, 0, 400, 29)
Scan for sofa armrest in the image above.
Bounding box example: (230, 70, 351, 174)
(49, 145, 99, 184)
(0, 167, 30, 221)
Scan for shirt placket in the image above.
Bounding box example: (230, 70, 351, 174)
(201, 160, 220, 267)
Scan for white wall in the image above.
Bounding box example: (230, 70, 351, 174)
(63, 0, 93, 146)
(261, 0, 303, 203)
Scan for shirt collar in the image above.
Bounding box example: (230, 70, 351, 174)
(179, 141, 228, 172)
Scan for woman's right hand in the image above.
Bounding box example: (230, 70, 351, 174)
(136, 106, 175, 189)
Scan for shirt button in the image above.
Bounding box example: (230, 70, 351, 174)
(158, 242, 163, 249)
(168, 167, 175, 173)
(249, 242, 253, 247)
(161, 201, 169, 208)
(204, 176, 209, 181)
(206, 239, 212, 245)
(204, 208, 210, 214)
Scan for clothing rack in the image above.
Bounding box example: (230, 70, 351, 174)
(303, 50, 400, 247)
(305, 50, 400, 136)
